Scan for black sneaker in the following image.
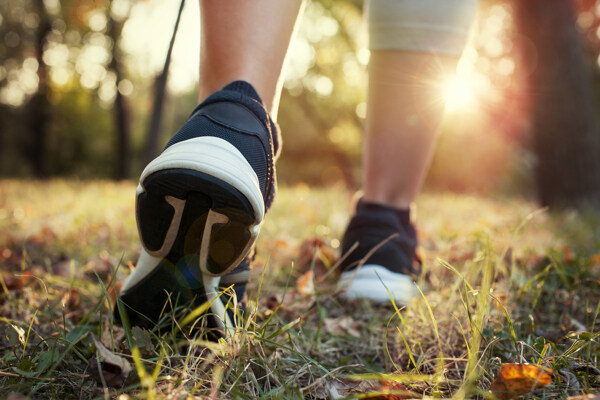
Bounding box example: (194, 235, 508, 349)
(337, 199, 421, 303)
(116, 81, 280, 334)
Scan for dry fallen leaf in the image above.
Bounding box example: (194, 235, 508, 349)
(562, 246, 574, 263)
(309, 378, 377, 399)
(296, 237, 337, 279)
(314, 378, 418, 399)
(589, 253, 600, 269)
(7, 324, 26, 347)
(297, 270, 315, 296)
(5, 393, 31, 400)
(90, 334, 132, 387)
(369, 380, 419, 400)
(131, 326, 154, 357)
(489, 363, 553, 400)
(100, 316, 125, 350)
(263, 294, 282, 311)
(566, 395, 600, 400)
(1, 271, 33, 291)
(106, 281, 121, 312)
(60, 288, 80, 310)
(260, 291, 316, 321)
(322, 316, 362, 338)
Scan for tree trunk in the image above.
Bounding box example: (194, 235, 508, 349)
(107, 9, 131, 180)
(113, 78, 131, 180)
(513, 0, 600, 208)
(143, 0, 186, 165)
(28, 0, 52, 177)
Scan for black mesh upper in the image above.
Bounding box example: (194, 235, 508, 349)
(167, 115, 269, 191)
(164, 81, 279, 210)
(339, 199, 420, 276)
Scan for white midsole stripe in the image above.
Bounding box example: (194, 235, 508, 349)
(139, 137, 265, 221)
(121, 248, 163, 293)
(203, 274, 234, 336)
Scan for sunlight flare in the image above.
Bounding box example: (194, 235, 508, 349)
(444, 74, 478, 112)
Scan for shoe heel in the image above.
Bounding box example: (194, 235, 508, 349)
(136, 170, 260, 277)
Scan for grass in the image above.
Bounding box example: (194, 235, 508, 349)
(0, 179, 599, 399)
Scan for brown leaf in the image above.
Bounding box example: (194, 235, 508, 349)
(60, 288, 80, 310)
(261, 291, 316, 321)
(297, 270, 315, 296)
(562, 246, 574, 263)
(315, 378, 418, 399)
(317, 378, 377, 399)
(322, 316, 362, 338)
(100, 317, 125, 350)
(131, 326, 154, 357)
(369, 380, 419, 399)
(296, 237, 337, 279)
(86, 251, 114, 279)
(589, 253, 600, 269)
(263, 294, 282, 311)
(1, 271, 32, 291)
(6, 393, 31, 400)
(567, 395, 600, 400)
(90, 335, 132, 388)
(7, 324, 26, 347)
(107, 282, 122, 312)
(489, 363, 553, 400)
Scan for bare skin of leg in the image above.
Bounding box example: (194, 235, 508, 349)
(199, 0, 305, 119)
(362, 51, 459, 209)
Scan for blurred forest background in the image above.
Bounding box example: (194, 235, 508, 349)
(2, 0, 600, 208)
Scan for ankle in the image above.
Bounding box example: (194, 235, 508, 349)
(356, 198, 414, 236)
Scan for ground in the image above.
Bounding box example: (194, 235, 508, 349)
(0, 180, 599, 399)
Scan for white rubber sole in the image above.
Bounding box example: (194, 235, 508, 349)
(337, 265, 420, 304)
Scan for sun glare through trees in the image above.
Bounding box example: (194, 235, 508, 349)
(443, 73, 478, 112)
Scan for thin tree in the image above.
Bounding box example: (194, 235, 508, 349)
(28, 0, 52, 177)
(107, 2, 132, 180)
(143, 0, 186, 166)
(513, 0, 600, 208)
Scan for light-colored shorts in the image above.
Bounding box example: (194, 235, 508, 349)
(366, 0, 479, 56)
